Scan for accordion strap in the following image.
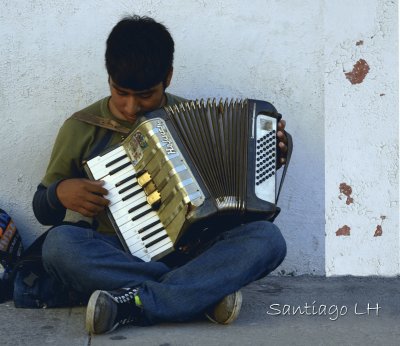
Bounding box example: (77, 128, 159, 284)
(70, 112, 131, 135)
(276, 131, 293, 204)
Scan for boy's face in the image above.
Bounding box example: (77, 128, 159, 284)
(108, 71, 172, 123)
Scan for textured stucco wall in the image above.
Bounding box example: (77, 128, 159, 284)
(324, 0, 399, 276)
(0, 0, 397, 276)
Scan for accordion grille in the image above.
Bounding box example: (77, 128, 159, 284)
(166, 99, 249, 211)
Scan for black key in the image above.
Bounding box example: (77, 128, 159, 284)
(109, 162, 131, 175)
(122, 189, 143, 202)
(142, 227, 164, 241)
(145, 234, 168, 248)
(131, 209, 153, 222)
(119, 182, 138, 194)
(105, 154, 128, 168)
(128, 201, 148, 213)
(115, 174, 136, 187)
(138, 220, 160, 234)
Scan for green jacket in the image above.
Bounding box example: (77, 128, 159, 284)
(35, 93, 186, 233)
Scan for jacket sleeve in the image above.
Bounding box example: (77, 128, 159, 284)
(32, 181, 66, 225)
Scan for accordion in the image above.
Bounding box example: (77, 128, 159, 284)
(84, 98, 285, 262)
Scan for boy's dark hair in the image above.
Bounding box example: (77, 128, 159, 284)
(105, 15, 174, 90)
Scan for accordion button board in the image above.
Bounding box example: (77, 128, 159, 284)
(254, 114, 277, 203)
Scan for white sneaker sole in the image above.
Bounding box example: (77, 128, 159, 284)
(206, 291, 243, 325)
(85, 290, 102, 334)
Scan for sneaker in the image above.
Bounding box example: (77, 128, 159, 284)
(205, 291, 243, 325)
(85, 288, 145, 334)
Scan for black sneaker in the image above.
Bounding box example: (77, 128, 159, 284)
(85, 288, 146, 334)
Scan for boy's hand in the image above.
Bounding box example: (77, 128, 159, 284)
(56, 179, 110, 217)
(277, 119, 288, 168)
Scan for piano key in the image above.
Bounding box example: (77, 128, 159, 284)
(87, 146, 126, 169)
(129, 247, 152, 262)
(115, 174, 137, 187)
(87, 150, 128, 179)
(119, 182, 138, 194)
(91, 157, 131, 180)
(135, 224, 165, 242)
(142, 227, 165, 241)
(145, 233, 168, 248)
(146, 236, 174, 257)
(111, 196, 148, 224)
(121, 188, 143, 202)
(124, 225, 165, 249)
(110, 195, 151, 221)
(128, 201, 148, 213)
(114, 201, 153, 229)
(106, 184, 142, 205)
(121, 217, 163, 246)
(138, 220, 160, 233)
(130, 233, 172, 259)
(91, 158, 133, 181)
(105, 154, 128, 168)
(120, 211, 159, 230)
(131, 208, 153, 223)
(102, 168, 137, 191)
(149, 241, 174, 260)
(109, 160, 132, 176)
(118, 213, 159, 234)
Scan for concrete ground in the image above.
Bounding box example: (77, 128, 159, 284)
(0, 276, 399, 346)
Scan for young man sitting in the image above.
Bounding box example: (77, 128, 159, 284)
(31, 15, 288, 334)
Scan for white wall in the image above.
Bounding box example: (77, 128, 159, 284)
(0, 0, 397, 276)
(324, 0, 399, 276)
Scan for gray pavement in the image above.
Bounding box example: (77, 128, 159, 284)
(1, 276, 399, 346)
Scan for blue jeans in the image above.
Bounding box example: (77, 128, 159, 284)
(40, 220, 286, 324)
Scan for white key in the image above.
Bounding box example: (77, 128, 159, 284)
(149, 241, 174, 260)
(118, 212, 160, 234)
(119, 214, 159, 234)
(129, 230, 169, 254)
(107, 183, 142, 205)
(126, 224, 165, 248)
(142, 229, 168, 246)
(128, 243, 152, 262)
(102, 169, 137, 192)
(87, 146, 126, 169)
(90, 157, 131, 180)
(111, 196, 149, 226)
(144, 236, 173, 257)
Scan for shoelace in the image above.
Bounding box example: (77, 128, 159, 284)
(111, 289, 141, 326)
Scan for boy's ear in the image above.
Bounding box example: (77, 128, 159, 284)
(165, 68, 173, 88)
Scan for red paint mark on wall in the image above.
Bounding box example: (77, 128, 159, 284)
(373, 215, 386, 237)
(374, 225, 383, 237)
(336, 225, 351, 236)
(339, 183, 354, 205)
(345, 59, 370, 84)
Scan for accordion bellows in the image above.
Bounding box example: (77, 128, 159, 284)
(85, 98, 281, 261)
